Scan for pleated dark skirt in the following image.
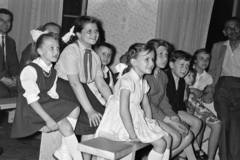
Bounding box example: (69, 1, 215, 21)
(56, 78, 105, 135)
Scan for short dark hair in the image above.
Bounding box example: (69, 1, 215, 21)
(224, 17, 240, 28)
(192, 48, 211, 65)
(0, 8, 13, 22)
(94, 42, 116, 64)
(169, 50, 192, 63)
(94, 42, 116, 56)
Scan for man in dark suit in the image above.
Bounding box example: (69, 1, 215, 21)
(0, 8, 19, 98)
(203, 17, 240, 160)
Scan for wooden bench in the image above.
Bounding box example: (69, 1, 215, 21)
(0, 98, 17, 123)
(78, 137, 150, 160)
(0, 97, 17, 110)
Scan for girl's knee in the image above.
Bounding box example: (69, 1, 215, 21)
(191, 118, 202, 132)
(165, 135, 172, 144)
(59, 120, 74, 135)
(157, 138, 167, 149)
(171, 131, 181, 145)
(212, 122, 222, 132)
(184, 131, 194, 142)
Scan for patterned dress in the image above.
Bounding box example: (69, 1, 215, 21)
(95, 69, 168, 142)
(186, 71, 220, 124)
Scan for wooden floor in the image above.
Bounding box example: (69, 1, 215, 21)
(0, 110, 153, 160)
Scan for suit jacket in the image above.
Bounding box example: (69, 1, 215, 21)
(0, 35, 19, 79)
(165, 69, 186, 113)
(202, 41, 226, 103)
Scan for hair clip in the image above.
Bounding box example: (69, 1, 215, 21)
(30, 30, 49, 42)
(62, 26, 75, 43)
(115, 63, 128, 79)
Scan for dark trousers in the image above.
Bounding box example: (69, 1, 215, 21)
(214, 76, 240, 160)
(0, 81, 17, 98)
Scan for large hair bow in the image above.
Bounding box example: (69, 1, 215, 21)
(30, 30, 49, 42)
(115, 63, 128, 79)
(62, 26, 75, 43)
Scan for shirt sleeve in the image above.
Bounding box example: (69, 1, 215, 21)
(159, 90, 178, 117)
(47, 74, 59, 99)
(119, 77, 134, 92)
(21, 66, 40, 104)
(143, 79, 150, 94)
(59, 46, 79, 75)
(95, 54, 103, 78)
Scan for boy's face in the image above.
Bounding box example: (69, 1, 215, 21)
(170, 59, 190, 78)
(155, 46, 168, 69)
(96, 46, 112, 66)
(77, 23, 99, 48)
(184, 71, 195, 86)
(195, 52, 210, 71)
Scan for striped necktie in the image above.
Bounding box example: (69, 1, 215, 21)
(84, 49, 92, 82)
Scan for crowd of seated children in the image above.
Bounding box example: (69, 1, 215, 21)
(1, 7, 223, 159)
(96, 43, 171, 160)
(145, 39, 200, 160)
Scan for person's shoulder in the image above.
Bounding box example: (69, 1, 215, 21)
(144, 74, 153, 81)
(213, 41, 225, 47)
(5, 35, 16, 43)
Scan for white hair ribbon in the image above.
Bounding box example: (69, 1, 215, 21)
(115, 63, 128, 79)
(62, 26, 75, 43)
(30, 30, 49, 42)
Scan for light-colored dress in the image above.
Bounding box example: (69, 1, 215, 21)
(95, 69, 168, 143)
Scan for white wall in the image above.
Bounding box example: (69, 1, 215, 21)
(88, 0, 158, 72)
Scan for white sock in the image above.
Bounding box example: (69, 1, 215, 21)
(162, 149, 170, 160)
(64, 134, 83, 160)
(148, 149, 163, 160)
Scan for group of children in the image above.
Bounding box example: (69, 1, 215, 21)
(10, 15, 221, 160)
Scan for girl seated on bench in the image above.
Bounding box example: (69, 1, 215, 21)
(96, 43, 171, 160)
(11, 31, 82, 160)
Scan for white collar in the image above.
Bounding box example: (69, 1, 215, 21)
(33, 57, 52, 72)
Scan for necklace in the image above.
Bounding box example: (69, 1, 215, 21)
(42, 69, 51, 77)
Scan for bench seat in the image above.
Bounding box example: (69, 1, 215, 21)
(78, 137, 150, 160)
(0, 98, 17, 110)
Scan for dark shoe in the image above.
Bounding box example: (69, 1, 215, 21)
(195, 150, 208, 160)
(0, 146, 3, 155)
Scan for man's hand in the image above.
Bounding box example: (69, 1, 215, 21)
(0, 77, 16, 87)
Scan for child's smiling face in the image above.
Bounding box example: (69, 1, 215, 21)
(96, 46, 112, 66)
(195, 52, 210, 71)
(170, 59, 190, 78)
(77, 23, 99, 48)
